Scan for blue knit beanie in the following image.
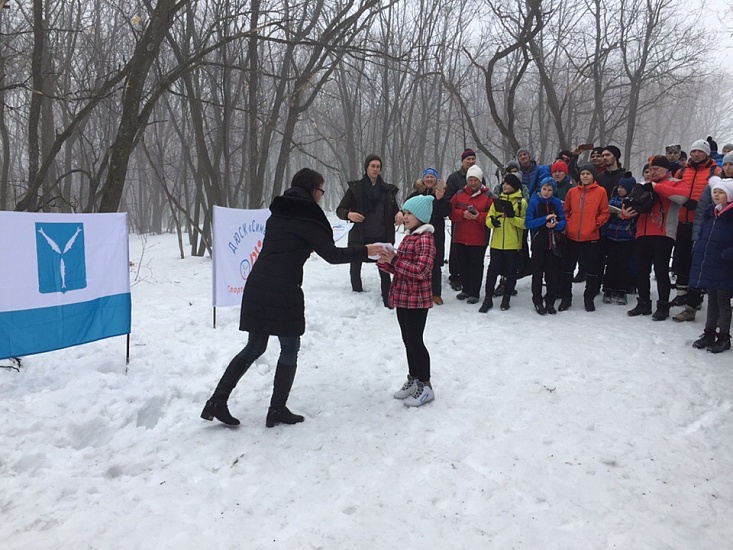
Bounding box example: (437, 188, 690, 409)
(539, 176, 556, 192)
(422, 167, 439, 179)
(617, 171, 636, 195)
(402, 195, 435, 224)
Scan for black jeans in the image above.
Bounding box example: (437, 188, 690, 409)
(672, 223, 693, 287)
(560, 239, 600, 299)
(396, 308, 430, 383)
(455, 243, 487, 299)
(485, 248, 519, 297)
(531, 243, 561, 304)
(603, 239, 634, 293)
(705, 289, 732, 336)
(634, 236, 674, 303)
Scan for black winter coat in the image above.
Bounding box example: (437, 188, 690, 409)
(240, 187, 368, 337)
(336, 175, 400, 246)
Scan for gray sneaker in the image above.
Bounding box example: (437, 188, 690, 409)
(404, 381, 435, 407)
(673, 306, 697, 323)
(394, 377, 417, 399)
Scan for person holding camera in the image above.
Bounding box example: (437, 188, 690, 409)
(621, 155, 688, 320)
(448, 165, 493, 304)
(479, 173, 527, 312)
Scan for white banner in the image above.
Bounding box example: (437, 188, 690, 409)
(0, 212, 131, 359)
(212, 206, 270, 307)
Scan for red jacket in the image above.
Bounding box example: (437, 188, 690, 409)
(563, 182, 610, 242)
(378, 225, 436, 309)
(449, 186, 493, 246)
(628, 177, 688, 239)
(674, 159, 721, 223)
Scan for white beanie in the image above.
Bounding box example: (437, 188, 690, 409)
(466, 165, 483, 182)
(712, 177, 733, 204)
(690, 139, 711, 156)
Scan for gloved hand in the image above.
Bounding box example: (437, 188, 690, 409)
(504, 206, 515, 218)
(490, 216, 501, 228)
(683, 199, 698, 210)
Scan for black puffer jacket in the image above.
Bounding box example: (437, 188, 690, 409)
(240, 187, 368, 337)
(336, 175, 400, 246)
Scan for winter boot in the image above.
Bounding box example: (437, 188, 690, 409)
(500, 295, 511, 311)
(708, 334, 731, 354)
(584, 296, 596, 312)
(478, 296, 493, 313)
(201, 356, 252, 425)
(533, 301, 547, 315)
(627, 299, 652, 317)
(673, 306, 697, 322)
(670, 286, 688, 307)
(266, 362, 304, 428)
(616, 291, 628, 306)
(545, 299, 557, 315)
(693, 329, 717, 350)
(394, 376, 417, 399)
(403, 381, 435, 407)
(494, 282, 505, 297)
(652, 301, 670, 321)
(558, 297, 572, 312)
(602, 290, 613, 304)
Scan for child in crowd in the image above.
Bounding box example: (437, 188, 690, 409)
(549, 160, 574, 202)
(479, 173, 527, 312)
(525, 176, 567, 314)
(378, 194, 437, 406)
(449, 165, 493, 304)
(559, 163, 610, 312)
(601, 172, 636, 305)
(688, 177, 733, 353)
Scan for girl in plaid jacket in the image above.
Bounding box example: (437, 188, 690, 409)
(378, 194, 437, 407)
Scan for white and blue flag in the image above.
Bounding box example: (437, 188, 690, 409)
(0, 212, 131, 359)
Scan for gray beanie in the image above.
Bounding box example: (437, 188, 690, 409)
(723, 151, 733, 165)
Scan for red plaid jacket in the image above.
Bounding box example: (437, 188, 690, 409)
(378, 224, 436, 309)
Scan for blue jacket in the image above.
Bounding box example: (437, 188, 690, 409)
(602, 195, 636, 241)
(689, 203, 733, 292)
(526, 192, 567, 252)
(523, 162, 551, 196)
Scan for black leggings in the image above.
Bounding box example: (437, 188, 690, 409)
(396, 308, 430, 383)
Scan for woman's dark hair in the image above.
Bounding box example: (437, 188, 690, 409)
(291, 168, 324, 193)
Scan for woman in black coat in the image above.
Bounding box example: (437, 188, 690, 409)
(202, 168, 379, 428)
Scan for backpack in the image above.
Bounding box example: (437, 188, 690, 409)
(623, 183, 656, 214)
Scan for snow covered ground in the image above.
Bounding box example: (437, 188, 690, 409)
(2, 226, 732, 549)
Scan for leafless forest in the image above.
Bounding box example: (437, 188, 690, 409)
(1, 0, 731, 255)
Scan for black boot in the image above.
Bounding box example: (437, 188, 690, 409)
(545, 299, 557, 315)
(558, 297, 572, 312)
(201, 355, 251, 425)
(652, 300, 670, 321)
(500, 295, 511, 311)
(533, 301, 547, 315)
(478, 296, 493, 313)
(584, 296, 596, 312)
(627, 299, 652, 317)
(693, 329, 717, 350)
(266, 362, 304, 428)
(708, 334, 731, 354)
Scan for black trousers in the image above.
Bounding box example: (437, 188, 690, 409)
(560, 239, 600, 299)
(350, 236, 392, 301)
(634, 236, 674, 303)
(672, 223, 693, 287)
(448, 237, 461, 283)
(531, 243, 561, 304)
(396, 308, 430, 382)
(705, 289, 732, 336)
(455, 243, 487, 299)
(485, 248, 519, 297)
(603, 239, 634, 293)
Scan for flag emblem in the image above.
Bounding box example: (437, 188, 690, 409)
(35, 222, 87, 294)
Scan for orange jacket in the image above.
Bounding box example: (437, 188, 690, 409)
(563, 182, 610, 242)
(674, 159, 721, 223)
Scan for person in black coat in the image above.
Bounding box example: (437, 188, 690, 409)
(202, 168, 380, 427)
(336, 154, 402, 307)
